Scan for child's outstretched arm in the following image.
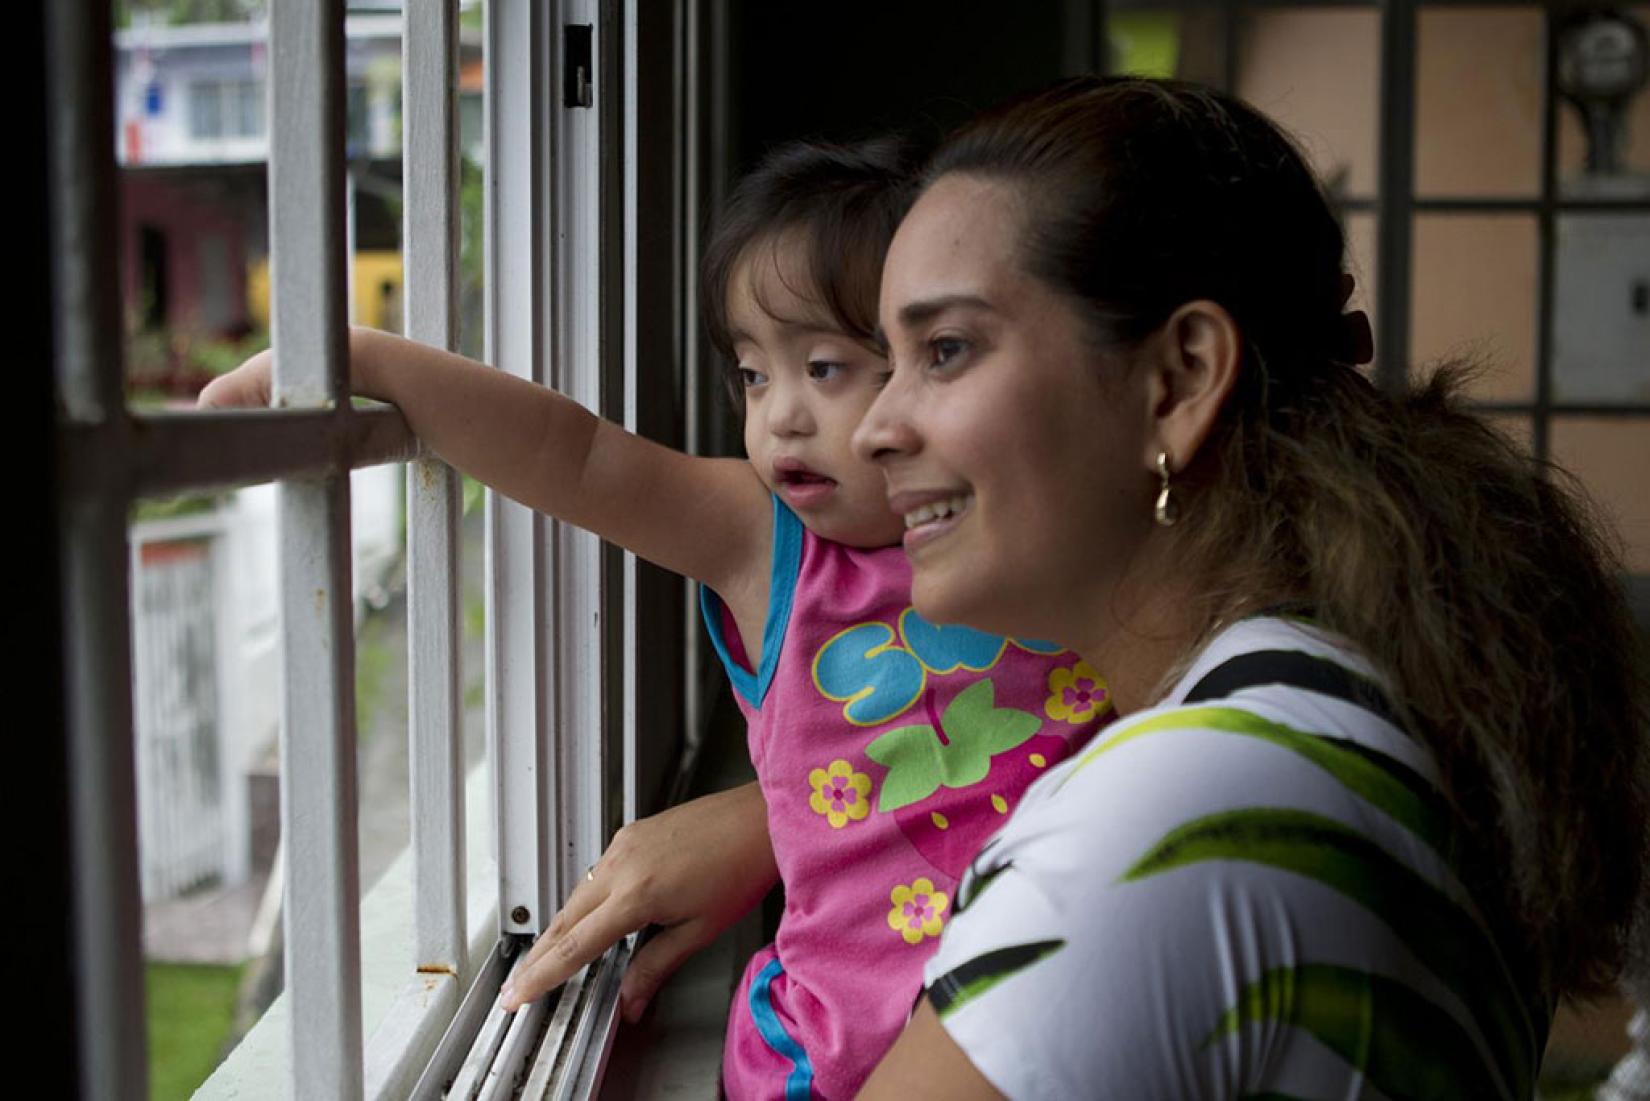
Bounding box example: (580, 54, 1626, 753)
(202, 330, 782, 1014)
(198, 326, 772, 601)
(499, 780, 778, 1017)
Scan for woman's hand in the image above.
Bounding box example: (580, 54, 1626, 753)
(197, 346, 275, 409)
(499, 780, 778, 1021)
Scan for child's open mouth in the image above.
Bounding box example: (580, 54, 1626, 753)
(776, 464, 838, 507)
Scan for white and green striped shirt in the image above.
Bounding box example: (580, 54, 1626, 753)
(922, 617, 1545, 1100)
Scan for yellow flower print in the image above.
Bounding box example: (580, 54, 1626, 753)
(1044, 660, 1111, 724)
(887, 878, 950, 945)
(808, 759, 873, 829)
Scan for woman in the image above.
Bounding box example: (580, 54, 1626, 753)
(852, 76, 1648, 1098)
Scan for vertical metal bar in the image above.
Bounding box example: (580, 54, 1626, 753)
(1221, 0, 1239, 95)
(46, 1, 147, 1094)
(680, 0, 708, 764)
(622, 0, 641, 827)
(1059, 0, 1103, 76)
(1531, 10, 1558, 463)
(488, 0, 555, 937)
(1376, 0, 1418, 392)
(553, 0, 613, 899)
(270, 0, 363, 1096)
(47, 0, 124, 424)
(404, 0, 468, 975)
(60, 500, 146, 1099)
(271, 0, 351, 413)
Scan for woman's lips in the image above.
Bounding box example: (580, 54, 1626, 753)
(893, 492, 973, 553)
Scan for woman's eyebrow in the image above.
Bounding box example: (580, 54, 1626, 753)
(895, 293, 995, 329)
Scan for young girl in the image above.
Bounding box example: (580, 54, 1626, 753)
(200, 138, 1113, 1098)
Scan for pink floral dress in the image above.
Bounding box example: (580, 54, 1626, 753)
(702, 498, 1113, 1099)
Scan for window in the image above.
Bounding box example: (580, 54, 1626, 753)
(188, 78, 263, 140)
(53, 0, 706, 1095)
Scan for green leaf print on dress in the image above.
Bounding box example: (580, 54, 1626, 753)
(866, 681, 1068, 879)
(865, 680, 1042, 812)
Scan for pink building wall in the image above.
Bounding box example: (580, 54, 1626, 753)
(119, 171, 255, 338)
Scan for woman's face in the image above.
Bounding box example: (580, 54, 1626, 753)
(854, 174, 1159, 650)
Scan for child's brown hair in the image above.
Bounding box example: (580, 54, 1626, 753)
(701, 136, 920, 406)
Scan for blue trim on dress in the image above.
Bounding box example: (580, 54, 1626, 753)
(698, 495, 804, 709)
(748, 957, 815, 1101)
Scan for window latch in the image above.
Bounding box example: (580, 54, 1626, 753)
(564, 25, 593, 108)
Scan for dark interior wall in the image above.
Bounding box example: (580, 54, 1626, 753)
(698, 0, 1101, 461)
(725, 1, 1101, 172)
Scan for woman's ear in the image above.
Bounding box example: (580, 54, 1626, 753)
(1141, 300, 1241, 473)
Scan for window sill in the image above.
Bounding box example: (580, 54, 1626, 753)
(198, 760, 499, 1099)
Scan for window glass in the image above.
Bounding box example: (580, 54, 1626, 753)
(189, 79, 223, 140)
(235, 79, 263, 138)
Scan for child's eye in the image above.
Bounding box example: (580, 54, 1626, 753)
(806, 360, 845, 382)
(738, 366, 768, 388)
(930, 336, 970, 371)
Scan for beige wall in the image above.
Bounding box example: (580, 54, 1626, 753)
(1225, 6, 1650, 572)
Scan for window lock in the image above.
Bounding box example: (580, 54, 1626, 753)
(564, 25, 593, 108)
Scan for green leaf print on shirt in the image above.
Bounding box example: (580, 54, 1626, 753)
(927, 939, 1066, 1022)
(1126, 806, 1535, 1100)
(1055, 705, 1452, 854)
(865, 680, 1041, 813)
(1207, 964, 1513, 1101)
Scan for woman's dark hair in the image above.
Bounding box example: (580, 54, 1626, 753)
(701, 136, 919, 405)
(929, 75, 1648, 1002)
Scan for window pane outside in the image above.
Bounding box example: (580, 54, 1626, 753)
(189, 80, 223, 140)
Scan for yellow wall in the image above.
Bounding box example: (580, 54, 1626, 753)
(246, 251, 405, 334)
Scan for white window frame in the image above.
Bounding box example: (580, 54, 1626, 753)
(50, 0, 708, 1096)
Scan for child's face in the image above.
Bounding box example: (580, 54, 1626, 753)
(729, 246, 905, 549)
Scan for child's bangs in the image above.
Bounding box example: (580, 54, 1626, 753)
(740, 221, 884, 349)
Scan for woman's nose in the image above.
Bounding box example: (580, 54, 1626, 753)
(852, 374, 919, 464)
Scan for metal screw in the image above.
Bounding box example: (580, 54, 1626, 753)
(511, 905, 530, 925)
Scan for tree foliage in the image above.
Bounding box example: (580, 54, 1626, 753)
(115, 0, 265, 28)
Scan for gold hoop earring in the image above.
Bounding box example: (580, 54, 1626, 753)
(1154, 452, 1179, 527)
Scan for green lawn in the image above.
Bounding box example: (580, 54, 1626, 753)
(147, 962, 243, 1101)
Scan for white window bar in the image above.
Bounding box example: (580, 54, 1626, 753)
(362, 0, 471, 1095)
(550, 0, 620, 913)
(486, 0, 556, 942)
(268, 1, 364, 1098)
